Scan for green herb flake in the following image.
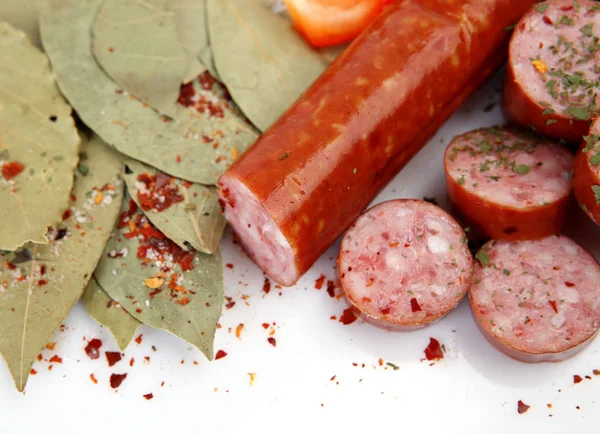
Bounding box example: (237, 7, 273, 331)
(546, 119, 558, 125)
(457, 175, 465, 185)
(592, 185, 600, 204)
(279, 152, 290, 161)
(77, 162, 90, 176)
(535, 3, 549, 13)
(503, 269, 511, 276)
(581, 23, 593, 37)
(386, 362, 399, 371)
(476, 249, 491, 267)
(564, 105, 591, 120)
(516, 164, 531, 175)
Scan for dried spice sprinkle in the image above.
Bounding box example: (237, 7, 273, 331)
(424, 338, 444, 361)
(134, 172, 184, 212)
(110, 373, 127, 389)
(1, 161, 24, 180)
(84, 339, 103, 359)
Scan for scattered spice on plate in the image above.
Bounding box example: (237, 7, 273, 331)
(267, 337, 276, 347)
(1, 161, 25, 180)
(135, 334, 143, 345)
(339, 307, 357, 325)
(573, 374, 583, 384)
(424, 338, 444, 361)
(262, 277, 271, 294)
(235, 323, 244, 339)
(248, 373, 256, 386)
(45, 342, 56, 350)
(517, 400, 530, 414)
(215, 350, 227, 360)
(326, 280, 335, 298)
(90, 374, 97, 384)
(315, 274, 326, 289)
(84, 338, 103, 359)
(110, 373, 127, 389)
(49, 355, 62, 364)
(143, 393, 154, 400)
(106, 351, 122, 367)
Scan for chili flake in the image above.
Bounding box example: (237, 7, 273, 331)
(517, 400, 531, 414)
(267, 337, 277, 347)
(1, 161, 24, 180)
(424, 338, 444, 361)
(84, 339, 103, 359)
(215, 350, 227, 360)
(106, 351, 122, 367)
(339, 307, 358, 325)
(110, 373, 127, 389)
(135, 172, 184, 212)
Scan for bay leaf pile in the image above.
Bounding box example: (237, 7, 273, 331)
(0, 0, 344, 391)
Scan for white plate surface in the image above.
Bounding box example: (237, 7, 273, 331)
(1, 70, 598, 434)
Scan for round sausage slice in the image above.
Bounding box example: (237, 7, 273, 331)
(444, 127, 573, 240)
(338, 199, 473, 330)
(574, 118, 600, 224)
(503, 0, 600, 142)
(470, 235, 600, 363)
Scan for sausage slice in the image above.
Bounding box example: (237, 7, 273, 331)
(503, 0, 600, 142)
(444, 127, 573, 240)
(470, 235, 600, 363)
(574, 117, 600, 224)
(338, 199, 473, 330)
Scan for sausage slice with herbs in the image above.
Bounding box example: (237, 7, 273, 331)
(574, 117, 600, 224)
(503, 0, 600, 142)
(470, 235, 600, 363)
(338, 199, 473, 330)
(444, 126, 573, 240)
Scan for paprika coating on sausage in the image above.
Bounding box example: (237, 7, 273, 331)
(444, 127, 573, 241)
(574, 117, 600, 225)
(339, 200, 473, 330)
(503, 0, 600, 143)
(218, 0, 536, 286)
(470, 236, 600, 363)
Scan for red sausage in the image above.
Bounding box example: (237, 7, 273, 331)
(470, 236, 600, 363)
(573, 117, 600, 224)
(503, 0, 600, 143)
(218, 0, 536, 286)
(444, 127, 573, 240)
(338, 200, 473, 330)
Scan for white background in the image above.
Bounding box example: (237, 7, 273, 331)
(1, 70, 598, 434)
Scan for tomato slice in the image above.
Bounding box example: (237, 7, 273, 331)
(284, 0, 390, 48)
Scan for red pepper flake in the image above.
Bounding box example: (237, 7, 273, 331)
(226, 263, 234, 269)
(198, 72, 216, 90)
(225, 300, 235, 309)
(339, 308, 358, 325)
(30, 369, 37, 375)
(517, 400, 531, 414)
(574, 374, 583, 384)
(235, 323, 244, 339)
(593, 369, 600, 376)
(90, 373, 97, 384)
(378, 358, 384, 366)
(45, 341, 56, 350)
(49, 355, 62, 364)
(2, 161, 24, 180)
(177, 82, 195, 107)
(261, 323, 269, 329)
(62, 209, 72, 221)
(410, 297, 422, 312)
(176, 297, 190, 305)
(215, 350, 227, 360)
(136, 172, 184, 212)
(267, 337, 277, 347)
(143, 393, 154, 400)
(84, 339, 102, 359)
(176, 155, 182, 163)
(326, 280, 335, 298)
(262, 277, 271, 294)
(135, 334, 143, 345)
(564, 281, 575, 287)
(315, 274, 326, 289)
(330, 375, 336, 381)
(105, 351, 122, 367)
(129, 357, 135, 367)
(549, 300, 558, 313)
(110, 373, 127, 389)
(37, 279, 48, 287)
(424, 338, 444, 361)
(37, 354, 43, 361)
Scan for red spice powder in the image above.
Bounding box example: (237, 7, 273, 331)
(110, 373, 127, 389)
(2, 161, 24, 180)
(339, 308, 357, 325)
(315, 274, 326, 289)
(215, 350, 227, 360)
(263, 277, 271, 294)
(135, 172, 184, 212)
(84, 339, 103, 359)
(105, 351, 122, 367)
(517, 400, 530, 414)
(424, 338, 444, 361)
(49, 355, 62, 364)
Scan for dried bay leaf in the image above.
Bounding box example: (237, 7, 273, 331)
(82, 277, 141, 351)
(0, 0, 45, 48)
(207, 0, 327, 131)
(92, 0, 185, 118)
(124, 158, 226, 254)
(167, 0, 207, 83)
(94, 193, 223, 359)
(0, 134, 124, 391)
(40, 0, 258, 185)
(0, 22, 80, 251)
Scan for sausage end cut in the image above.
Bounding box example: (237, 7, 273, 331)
(573, 118, 600, 225)
(470, 235, 600, 363)
(338, 199, 473, 330)
(444, 126, 573, 240)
